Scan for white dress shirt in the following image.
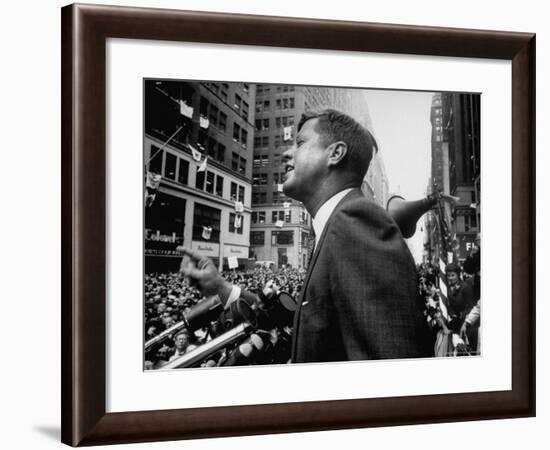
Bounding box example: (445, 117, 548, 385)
(311, 188, 354, 249)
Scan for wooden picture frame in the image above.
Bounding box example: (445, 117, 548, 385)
(61, 3, 535, 446)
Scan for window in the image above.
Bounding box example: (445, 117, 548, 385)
(198, 129, 207, 149)
(148, 145, 163, 173)
(243, 83, 249, 93)
(254, 136, 268, 148)
(231, 183, 245, 202)
(252, 212, 257, 223)
(229, 212, 243, 234)
(258, 173, 268, 185)
(239, 156, 247, 174)
(242, 101, 249, 120)
(205, 171, 215, 194)
(232, 153, 239, 172)
(276, 99, 281, 109)
(289, 97, 295, 109)
(217, 144, 225, 163)
(195, 169, 205, 189)
(255, 118, 270, 131)
(258, 211, 266, 223)
(219, 112, 227, 132)
(193, 203, 221, 242)
(215, 175, 224, 197)
(209, 104, 219, 127)
(178, 159, 189, 185)
(207, 138, 217, 158)
(271, 230, 294, 245)
(234, 94, 242, 110)
(251, 231, 265, 246)
(257, 85, 263, 94)
(233, 123, 241, 141)
(200, 96, 209, 116)
(260, 154, 269, 166)
(252, 192, 267, 204)
(241, 129, 248, 148)
(272, 210, 285, 223)
(164, 153, 177, 180)
(285, 210, 292, 223)
(221, 84, 228, 102)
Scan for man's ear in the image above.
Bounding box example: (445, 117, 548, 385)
(326, 141, 348, 167)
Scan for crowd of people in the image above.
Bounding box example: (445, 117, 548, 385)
(144, 265, 305, 369)
(417, 243, 481, 357)
(144, 245, 481, 369)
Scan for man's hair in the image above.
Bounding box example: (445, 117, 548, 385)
(297, 109, 378, 183)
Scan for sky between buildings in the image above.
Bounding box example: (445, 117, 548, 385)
(363, 89, 434, 262)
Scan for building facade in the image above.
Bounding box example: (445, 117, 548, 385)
(424, 92, 481, 265)
(144, 79, 256, 272)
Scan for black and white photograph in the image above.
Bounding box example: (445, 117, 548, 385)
(143, 79, 481, 370)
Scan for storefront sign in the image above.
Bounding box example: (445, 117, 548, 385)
(191, 241, 220, 257)
(223, 244, 248, 258)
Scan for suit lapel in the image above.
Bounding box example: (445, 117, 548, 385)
(291, 188, 363, 359)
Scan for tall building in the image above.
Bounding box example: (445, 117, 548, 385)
(250, 84, 312, 269)
(250, 84, 386, 269)
(424, 92, 480, 264)
(144, 79, 256, 272)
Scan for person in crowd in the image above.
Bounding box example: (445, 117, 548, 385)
(168, 330, 196, 361)
(180, 109, 426, 363)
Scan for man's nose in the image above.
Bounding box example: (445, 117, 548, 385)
(282, 145, 295, 162)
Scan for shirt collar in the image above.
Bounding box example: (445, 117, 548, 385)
(312, 188, 354, 245)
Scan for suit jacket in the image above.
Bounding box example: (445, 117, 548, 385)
(291, 188, 425, 363)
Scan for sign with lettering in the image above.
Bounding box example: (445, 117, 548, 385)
(223, 244, 248, 258)
(191, 241, 219, 257)
(228, 256, 239, 269)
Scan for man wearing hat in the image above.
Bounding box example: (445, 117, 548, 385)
(180, 109, 425, 363)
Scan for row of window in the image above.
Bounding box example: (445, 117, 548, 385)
(256, 85, 295, 95)
(251, 230, 294, 246)
(255, 97, 295, 113)
(251, 191, 289, 204)
(251, 210, 309, 225)
(205, 82, 229, 103)
(252, 172, 285, 186)
(148, 145, 246, 202)
(231, 152, 247, 174)
(148, 146, 189, 184)
(253, 134, 293, 150)
(193, 203, 245, 242)
(200, 96, 229, 131)
(198, 131, 226, 163)
(233, 94, 249, 120)
(254, 116, 295, 131)
(232, 123, 249, 148)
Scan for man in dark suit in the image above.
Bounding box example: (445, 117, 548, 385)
(181, 109, 425, 362)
